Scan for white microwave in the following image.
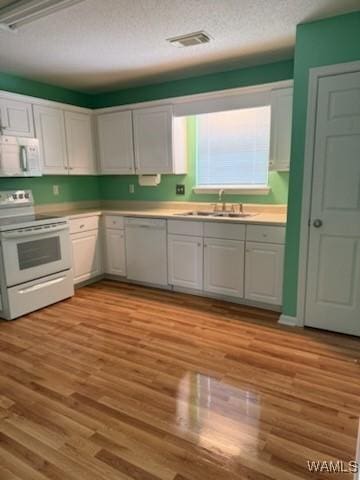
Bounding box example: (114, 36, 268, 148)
(0, 136, 42, 177)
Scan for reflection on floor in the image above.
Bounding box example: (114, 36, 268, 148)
(0, 280, 359, 480)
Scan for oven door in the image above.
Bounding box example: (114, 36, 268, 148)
(1, 223, 72, 287)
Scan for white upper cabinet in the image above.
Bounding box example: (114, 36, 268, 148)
(97, 110, 135, 174)
(0, 98, 34, 137)
(269, 87, 293, 171)
(133, 105, 186, 175)
(33, 105, 68, 174)
(64, 110, 97, 175)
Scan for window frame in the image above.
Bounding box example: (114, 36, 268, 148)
(194, 104, 272, 194)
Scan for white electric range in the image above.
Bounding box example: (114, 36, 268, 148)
(0, 190, 74, 320)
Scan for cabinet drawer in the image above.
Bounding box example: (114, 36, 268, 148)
(167, 220, 203, 237)
(69, 215, 99, 234)
(104, 215, 125, 230)
(246, 225, 286, 244)
(204, 222, 245, 240)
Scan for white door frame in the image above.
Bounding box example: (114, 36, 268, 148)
(296, 60, 360, 327)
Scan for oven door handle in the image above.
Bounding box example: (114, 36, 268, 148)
(18, 276, 67, 294)
(1, 223, 69, 239)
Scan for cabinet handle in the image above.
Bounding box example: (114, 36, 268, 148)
(80, 224, 85, 228)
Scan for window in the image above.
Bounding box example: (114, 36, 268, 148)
(196, 106, 271, 191)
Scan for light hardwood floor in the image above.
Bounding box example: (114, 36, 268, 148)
(0, 280, 359, 479)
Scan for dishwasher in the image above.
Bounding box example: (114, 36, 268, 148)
(125, 217, 168, 286)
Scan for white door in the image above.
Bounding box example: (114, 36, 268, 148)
(34, 105, 68, 174)
(305, 70, 360, 336)
(245, 242, 284, 305)
(64, 111, 96, 174)
(71, 230, 102, 284)
(204, 238, 244, 297)
(104, 228, 126, 276)
(168, 234, 203, 290)
(97, 111, 135, 174)
(133, 105, 173, 174)
(0, 98, 34, 137)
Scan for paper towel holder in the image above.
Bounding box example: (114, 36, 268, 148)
(138, 174, 161, 186)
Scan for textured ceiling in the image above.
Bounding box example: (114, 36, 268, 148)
(0, 0, 360, 92)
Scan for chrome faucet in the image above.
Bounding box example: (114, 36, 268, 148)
(218, 189, 226, 211)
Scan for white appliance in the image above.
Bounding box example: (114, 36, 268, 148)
(0, 190, 74, 320)
(125, 217, 167, 286)
(0, 136, 42, 177)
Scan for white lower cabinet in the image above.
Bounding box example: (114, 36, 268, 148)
(168, 234, 203, 290)
(204, 238, 245, 297)
(245, 242, 284, 305)
(104, 228, 126, 276)
(70, 216, 102, 285)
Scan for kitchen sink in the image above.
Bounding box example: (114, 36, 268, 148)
(175, 211, 256, 218)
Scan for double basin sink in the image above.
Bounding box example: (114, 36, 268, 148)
(175, 211, 255, 218)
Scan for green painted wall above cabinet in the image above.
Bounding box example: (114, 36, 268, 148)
(0, 71, 93, 108)
(93, 59, 294, 108)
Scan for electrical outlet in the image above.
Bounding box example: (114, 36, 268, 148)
(53, 185, 60, 196)
(176, 184, 185, 195)
(129, 184, 135, 194)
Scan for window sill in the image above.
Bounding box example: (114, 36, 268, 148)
(193, 186, 271, 195)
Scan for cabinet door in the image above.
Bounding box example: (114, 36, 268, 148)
(245, 242, 284, 305)
(133, 105, 173, 174)
(71, 230, 102, 284)
(204, 238, 244, 297)
(34, 105, 68, 174)
(97, 111, 135, 174)
(269, 87, 293, 171)
(168, 234, 203, 290)
(64, 111, 96, 174)
(0, 98, 34, 137)
(104, 228, 126, 276)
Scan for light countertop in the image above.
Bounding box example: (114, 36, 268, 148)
(42, 207, 287, 226)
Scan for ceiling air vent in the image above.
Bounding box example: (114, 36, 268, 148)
(167, 31, 211, 48)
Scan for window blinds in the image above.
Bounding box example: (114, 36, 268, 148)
(196, 106, 271, 187)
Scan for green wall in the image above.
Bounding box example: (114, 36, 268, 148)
(0, 71, 93, 108)
(283, 11, 360, 317)
(0, 176, 100, 205)
(94, 59, 293, 108)
(99, 117, 289, 204)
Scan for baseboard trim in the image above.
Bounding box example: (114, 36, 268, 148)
(278, 314, 299, 327)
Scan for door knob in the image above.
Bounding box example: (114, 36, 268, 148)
(313, 219, 323, 228)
